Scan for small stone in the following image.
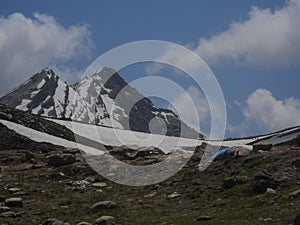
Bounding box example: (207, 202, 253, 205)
(8, 187, 21, 193)
(0, 211, 16, 218)
(76, 222, 92, 225)
(89, 201, 117, 211)
(196, 215, 212, 221)
(95, 216, 116, 225)
(265, 188, 276, 196)
(290, 189, 300, 198)
(259, 217, 272, 222)
(167, 192, 181, 199)
(0, 206, 10, 213)
(5, 197, 23, 207)
(92, 182, 107, 188)
(144, 191, 157, 198)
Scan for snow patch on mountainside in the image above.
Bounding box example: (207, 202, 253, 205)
(16, 99, 31, 111)
(48, 118, 203, 153)
(0, 119, 103, 155)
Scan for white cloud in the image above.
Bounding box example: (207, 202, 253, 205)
(144, 42, 209, 77)
(243, 89, 300, 131)
(0, 13, 93, 95)
(147, 0, 300, 70)
(196, 0, 300, 66)
(168, 86, 210, 133)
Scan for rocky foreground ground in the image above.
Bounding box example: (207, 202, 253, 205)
(0, 139, 300, 225)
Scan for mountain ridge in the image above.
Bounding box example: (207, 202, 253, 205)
(0, 67, 204, 139)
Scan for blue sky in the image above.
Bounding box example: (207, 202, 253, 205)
(0, 0, 300, 138)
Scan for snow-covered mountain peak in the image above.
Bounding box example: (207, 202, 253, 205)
(0, 67, 204, 138)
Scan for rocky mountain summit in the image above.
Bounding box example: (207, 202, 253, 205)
(0, 68, 203, 139)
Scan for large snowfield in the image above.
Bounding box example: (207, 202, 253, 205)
(1, 117, 299, 155)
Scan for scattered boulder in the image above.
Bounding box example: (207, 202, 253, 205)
(92, 182, 108, 188)
(252, 171, 279, 194)
(5, 197, 23, 207)
(223, 176, 249, 189)
(227, 147, 251, 157)
(126, 146, 165, 159)
(0, 211, 16, 218)
(167, 192, 181, 199)
(265, 188, 277, 196)
(0, 206, 10, 213)
(76, 222, 92, 225)
(108, 145, 166, 160)
(89, 201, 117, 211)
(8, 187, 21, 193)
(95, 216, 116, 225)
(144, 191, 157, 198)
(46, 154, 75, 167)
(196, 215, 212, 221)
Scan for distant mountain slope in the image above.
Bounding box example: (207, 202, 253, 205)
(0, 68, 203, 139)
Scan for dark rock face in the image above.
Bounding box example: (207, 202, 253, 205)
(222, 176, 249, 189)
(0, 104, 76, 142)
(252, 171, 279, 193)
(46, 154, 76, 167)
(0, 67, 203, 139)
(0, 104, 75, 151)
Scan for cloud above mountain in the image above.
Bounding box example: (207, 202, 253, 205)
(195, 0, 300, 67)
(243, 89, 300, 131)
(0, 13, 93, 95)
